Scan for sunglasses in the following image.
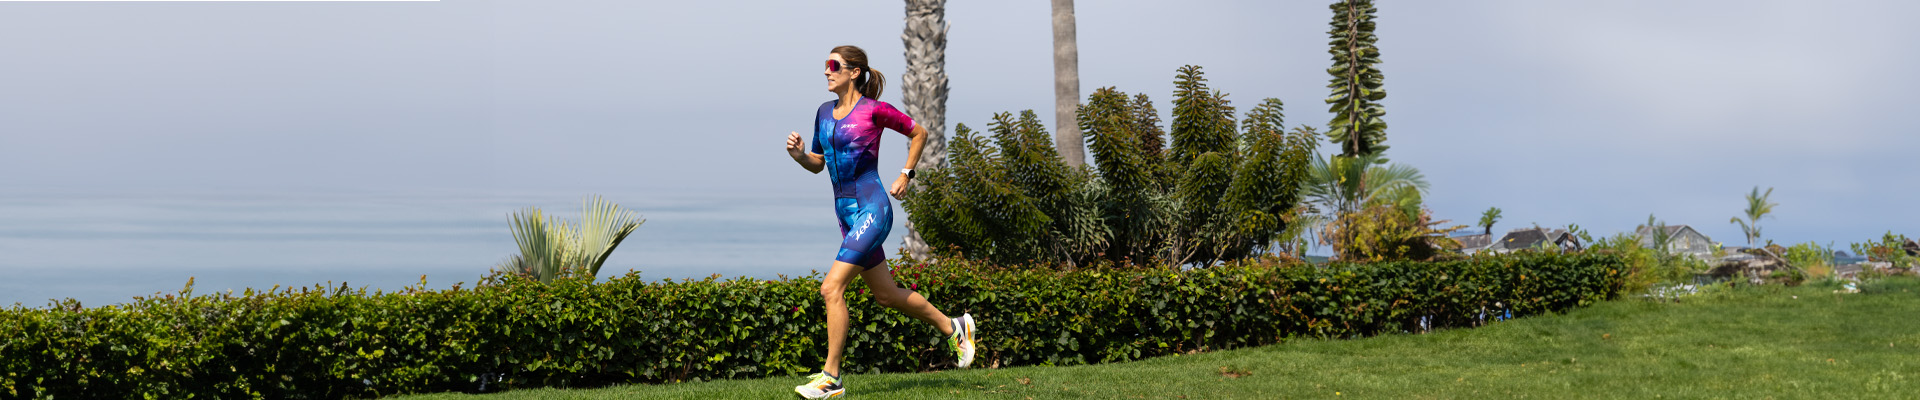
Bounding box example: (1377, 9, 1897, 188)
(826, 59, 859, 73)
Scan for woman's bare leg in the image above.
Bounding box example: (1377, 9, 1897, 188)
(821, 261, 960, 376)
(862, 265, 954, 336)
(818, 261, 864, 376)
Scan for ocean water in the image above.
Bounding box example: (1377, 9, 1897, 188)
(0, 189, 875, 307)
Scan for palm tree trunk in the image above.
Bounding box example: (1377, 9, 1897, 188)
(899, 0, 950, 260)
(1052, 0, 1084, 167)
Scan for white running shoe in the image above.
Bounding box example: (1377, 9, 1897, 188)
(793, 371, 845, 399)
(948, 313, 977, 368)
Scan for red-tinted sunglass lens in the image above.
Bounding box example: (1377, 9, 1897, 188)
(826, 60, 841, 72)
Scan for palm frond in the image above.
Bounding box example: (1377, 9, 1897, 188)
(1361, 159, 1428, 206)
(503, 207, 555, 282)
(579, 195, 644, 277)
(496, 196, 644, 283)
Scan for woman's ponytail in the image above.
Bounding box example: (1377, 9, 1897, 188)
(857, 67, 886, 100)
(833, 45, 886, 100)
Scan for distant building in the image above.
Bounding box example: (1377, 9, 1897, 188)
(1634, 225, 1714, 259)
(1454, 233, 1494, 253)
(1490, 227, 1581, 253)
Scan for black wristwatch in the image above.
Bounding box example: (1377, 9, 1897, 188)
(901, 168, 916, 180)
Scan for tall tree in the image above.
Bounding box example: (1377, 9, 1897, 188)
(1079, 87, 1161, 262)
(899, 0, 950, 259)
(1728, 186, 1777, 246)
(1325, 0, 1388, 158)
(1166, 65, 1239, 264)
(1324, 0, 1389, 249)
(1328, 0, 1390, 159)
(1052, 0, 1085, 167)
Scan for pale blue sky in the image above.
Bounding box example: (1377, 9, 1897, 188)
(2, 0, 1915, 252)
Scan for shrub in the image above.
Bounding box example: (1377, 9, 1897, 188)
(0, 253, 1623, 399)
(904, 66, 1315, 268)
(1323, 205, 1461, 262)
(903, 112, 1104, 267)
(1851, 231, 1916, 270)
(1587, 232, 1706, 291)
(1782, 241, 1835, 280)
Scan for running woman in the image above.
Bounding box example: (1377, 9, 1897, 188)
(783, 45, 976, 399)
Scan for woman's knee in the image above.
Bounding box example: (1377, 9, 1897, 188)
(871, 288, 909, 309)
(818, 282, 846, 303)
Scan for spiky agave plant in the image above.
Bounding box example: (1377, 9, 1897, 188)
(496, 196, 643, 282)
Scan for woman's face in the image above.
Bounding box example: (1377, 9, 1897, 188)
(825, 53, 858, 94)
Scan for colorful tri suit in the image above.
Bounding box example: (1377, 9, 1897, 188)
(813, 96, 917, 269)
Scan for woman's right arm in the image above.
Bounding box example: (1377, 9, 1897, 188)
(786, 131, 824, 174)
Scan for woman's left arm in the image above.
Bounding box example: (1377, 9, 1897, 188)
(888, 124, 929, 199)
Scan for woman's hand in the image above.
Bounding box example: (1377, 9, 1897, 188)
(889, 173, 910, 199)
(788, 132, 825, 174)
(785, 131, 807, 159)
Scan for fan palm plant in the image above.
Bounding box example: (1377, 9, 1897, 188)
(496, 196, 644, 283)
(1303, 154, 1426, 216)
(1302, 152, 1429, 250)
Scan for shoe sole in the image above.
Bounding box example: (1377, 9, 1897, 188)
(794, 387, 845, 398)
(957, 313, 977, 368)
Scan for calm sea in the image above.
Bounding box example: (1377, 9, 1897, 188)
(0, 189, 878, 307)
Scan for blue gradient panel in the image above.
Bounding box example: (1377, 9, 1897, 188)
(811, 97, 915, 268)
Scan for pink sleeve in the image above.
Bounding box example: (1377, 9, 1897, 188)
(873, 102, 917, 136)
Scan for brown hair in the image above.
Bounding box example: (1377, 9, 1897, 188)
(831, 45, 886, 100)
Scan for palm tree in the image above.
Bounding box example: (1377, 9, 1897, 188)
(1051, 0, 1084, 167)
(1478, 207, 1501, 235)
(1728, 186, 1777, 247)
(496, 196, 644, 283)
(900, 0, 950, 259)
(1301, 152, 1428, 249)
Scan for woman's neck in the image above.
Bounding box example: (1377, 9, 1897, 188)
(835, 88, 862, 107)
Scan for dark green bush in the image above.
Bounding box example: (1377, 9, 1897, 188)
(0, 253, 1622, 399)
(905, 66, 1316, 268)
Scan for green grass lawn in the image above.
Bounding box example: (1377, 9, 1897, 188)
(397, 278, 1920, 399)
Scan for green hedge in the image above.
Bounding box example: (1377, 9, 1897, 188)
(0, 253, 1623, 399)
